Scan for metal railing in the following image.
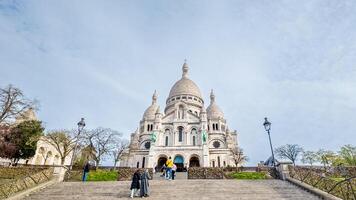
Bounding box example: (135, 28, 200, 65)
(289, 166, 356, 200)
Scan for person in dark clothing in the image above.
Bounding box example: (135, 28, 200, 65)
(82, 162, 90, 182)
(130, 169, 141, 198)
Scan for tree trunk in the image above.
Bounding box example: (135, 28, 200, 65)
(61, 157, 66, 165)
(95, 159, 100, 170)
(114, 160, 117, 170)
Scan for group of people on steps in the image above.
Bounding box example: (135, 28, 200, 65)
(160, 156, 177, 180)
(130, 156, 178, 198)
(130, 169, 151, 198)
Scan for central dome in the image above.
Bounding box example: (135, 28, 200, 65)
(167, 62, 203, 101)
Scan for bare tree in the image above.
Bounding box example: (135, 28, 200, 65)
(84, 127, 122, 169)
(301, 151, 318, 166)
(112, 139, 129, 168)
(0, 85, 37, 124)
(231, 147, 248, 171)
(42, 130, 80, 165)
(275, 144, 303, 166)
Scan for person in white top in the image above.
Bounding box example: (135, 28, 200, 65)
(172, 164, 177, 180)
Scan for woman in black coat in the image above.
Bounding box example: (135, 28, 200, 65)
(130, 170, 141, 198)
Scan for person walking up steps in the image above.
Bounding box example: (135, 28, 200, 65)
(140, 169, 151, 198)
(165, 157, 173, 180)
(130, 169, 141, 198)
(172, 164, 177, 180)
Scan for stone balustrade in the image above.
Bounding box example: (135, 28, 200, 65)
(0, 167, 54, 199)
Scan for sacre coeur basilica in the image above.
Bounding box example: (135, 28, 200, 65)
(120, 62, 239, 171)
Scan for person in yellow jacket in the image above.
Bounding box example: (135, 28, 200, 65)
(165, 157, 173, 180)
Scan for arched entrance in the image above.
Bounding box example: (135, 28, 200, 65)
(189, 156, 200, 167)
(174, 155, 184, 172)
(157, 156, 167, 172)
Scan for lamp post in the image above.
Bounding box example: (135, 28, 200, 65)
(68, 118, 86, 175)
(263, 117, 275, 167)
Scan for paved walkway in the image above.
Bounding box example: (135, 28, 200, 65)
(23, 179, 320, 200)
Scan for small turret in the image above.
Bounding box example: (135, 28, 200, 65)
(182, 60, 189, 78)
(142, 90, 160, 120)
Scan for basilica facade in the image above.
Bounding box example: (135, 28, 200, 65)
(119, 62, 238, 170)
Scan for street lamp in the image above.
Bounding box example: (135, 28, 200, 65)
(263, 117, 275, 167)
(68, 118, 86, 176)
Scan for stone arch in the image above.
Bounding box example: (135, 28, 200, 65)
(45, 151, 53, 165)
(156, 154, 168, 172)
(140, 140, 151, 150)
(189, 154, 200, 167)
(35, 147, 45, 165)
(53, 155, 60, 165)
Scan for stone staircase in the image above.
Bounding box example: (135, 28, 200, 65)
(23, 179, 320, 200)
(152, 172, 187, 180)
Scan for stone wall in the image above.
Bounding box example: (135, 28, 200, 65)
(117, 168, 153, 181)
(188, 167, 224, 179)
(0, 167, 54, 199)
(187, 167, 274, 179)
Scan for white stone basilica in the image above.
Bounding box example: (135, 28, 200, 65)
(120, 62, 238, 170)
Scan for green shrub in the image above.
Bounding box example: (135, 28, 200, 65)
(87, 170, 118, 181)
(229, 172, 267, 179)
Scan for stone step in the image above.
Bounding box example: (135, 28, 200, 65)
(23, 179, 321, 200)
(152, 172, 187, 180)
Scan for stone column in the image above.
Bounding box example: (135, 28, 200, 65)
(146, 141, 156, 168)
(277, 162, 293, 180)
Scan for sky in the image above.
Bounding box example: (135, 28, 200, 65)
(0, 0, 355, 166)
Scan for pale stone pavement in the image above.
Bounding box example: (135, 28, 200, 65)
(22, 178, 320, 200)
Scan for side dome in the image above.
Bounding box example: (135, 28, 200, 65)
(142, 90, 159, 120)
(167, 62, 203, 100)
(206, 90, 224, 119)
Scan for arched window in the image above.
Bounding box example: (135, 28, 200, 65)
(191, 128, 197, 146)
(216, 124, 219, 131)
(178, 126, 183, 142)
(137, 162, 140, 168)
(142, 157, 145, 168)
(212, 160, 215, 167)
(147, 124, 150, 131)
(151, 124, 153, 131)
(165, 136, 169, 146)
(218, 156, 221, 167)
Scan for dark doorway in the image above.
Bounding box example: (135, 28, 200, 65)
(189, 156, 200, 167)
(157, 157, 167, 172)
(174, 155, 184, 172)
